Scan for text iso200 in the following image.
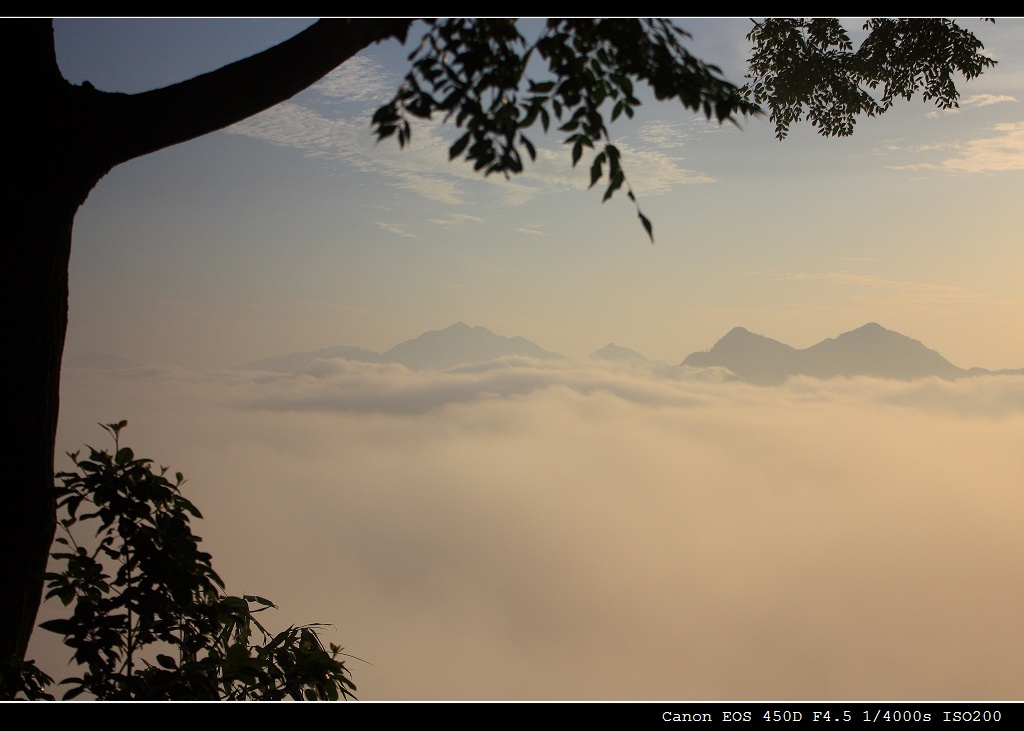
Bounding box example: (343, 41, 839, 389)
(943, 710, 1002, 722)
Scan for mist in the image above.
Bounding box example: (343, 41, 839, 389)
(34, 357, 1024, 700)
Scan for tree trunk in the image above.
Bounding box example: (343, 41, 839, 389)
(0, 17, 87, 665)
(0, 17, 414, 667)
(1, 182, 80, 663)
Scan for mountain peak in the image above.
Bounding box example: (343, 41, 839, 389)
(723, 326, 753, 338)
(682, 326, 795, 384)
(382, 323, 564, 370)
(590, 343, 651, 362)
(683, 323, 965, 384)
(841, 322, 891, 337)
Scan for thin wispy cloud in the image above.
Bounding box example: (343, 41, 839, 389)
(311, 55, 396, 102)
(961, 93, 1018, 107)
(227, 102, 359, 160)
(387, 171, 467, 205)
(621, 145, 716, 195)
(428, 213, 485, 227)
(228, 100, 473, 204)
(377, 222, 416, 238)
(924, 93, 1017, 116)
(636, 120, 691, 149)
(535, 136, 717, 199)
(936, 120, 1024, 172)
(886, 121, 1024, 173)
(227, 95, 720, 208)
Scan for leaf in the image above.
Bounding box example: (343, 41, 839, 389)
(602, 171, 624, 202)
(588, 151, 606, 188)
(39, 618, 78, 635)
(449, 132, 471, 160)
(102, 420, 127, 437)
(63, 686, 86, 701)
(571, 138, 584, 167)
(244, 594, 277, 609)
(520, 134, 536, 161)
(638, 211, 654, 242)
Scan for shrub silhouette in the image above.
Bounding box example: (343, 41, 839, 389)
(10, 421, 357, 701)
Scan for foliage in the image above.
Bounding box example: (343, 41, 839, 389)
(744, 17, 997, 139)
(371, 18, 760, 241)
(368, 18, 995, 238)
(0, 654, 54, 701)
(13, 421, 357, 700)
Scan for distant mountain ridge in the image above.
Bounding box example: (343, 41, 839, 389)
(239, 322, 564, 372)
(681, 322, 1007, 385)
(237, 320, 1024, 382)
(380, 322, 564, 370)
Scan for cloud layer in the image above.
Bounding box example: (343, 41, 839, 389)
(35, 358, 1024, 700)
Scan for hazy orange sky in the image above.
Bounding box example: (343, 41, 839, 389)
(52, 17, 1024, 372)
(28, 18, 1024, 701)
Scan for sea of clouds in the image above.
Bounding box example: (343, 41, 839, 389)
(33, 356, 1024, 700)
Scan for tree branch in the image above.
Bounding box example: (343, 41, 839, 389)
(91, 18, 415, 168)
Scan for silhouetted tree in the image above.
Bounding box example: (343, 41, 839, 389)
(0, 17, 994, 672)
(4, 421, 358, 700)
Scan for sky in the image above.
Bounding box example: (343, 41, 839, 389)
(52, 17, 1024, 372)
(27, 18, 1024, 701)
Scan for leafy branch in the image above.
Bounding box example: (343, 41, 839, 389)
(372, 18, 759, 242)
(12, 421, 360, 701)
(744, 17, 997, 140)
